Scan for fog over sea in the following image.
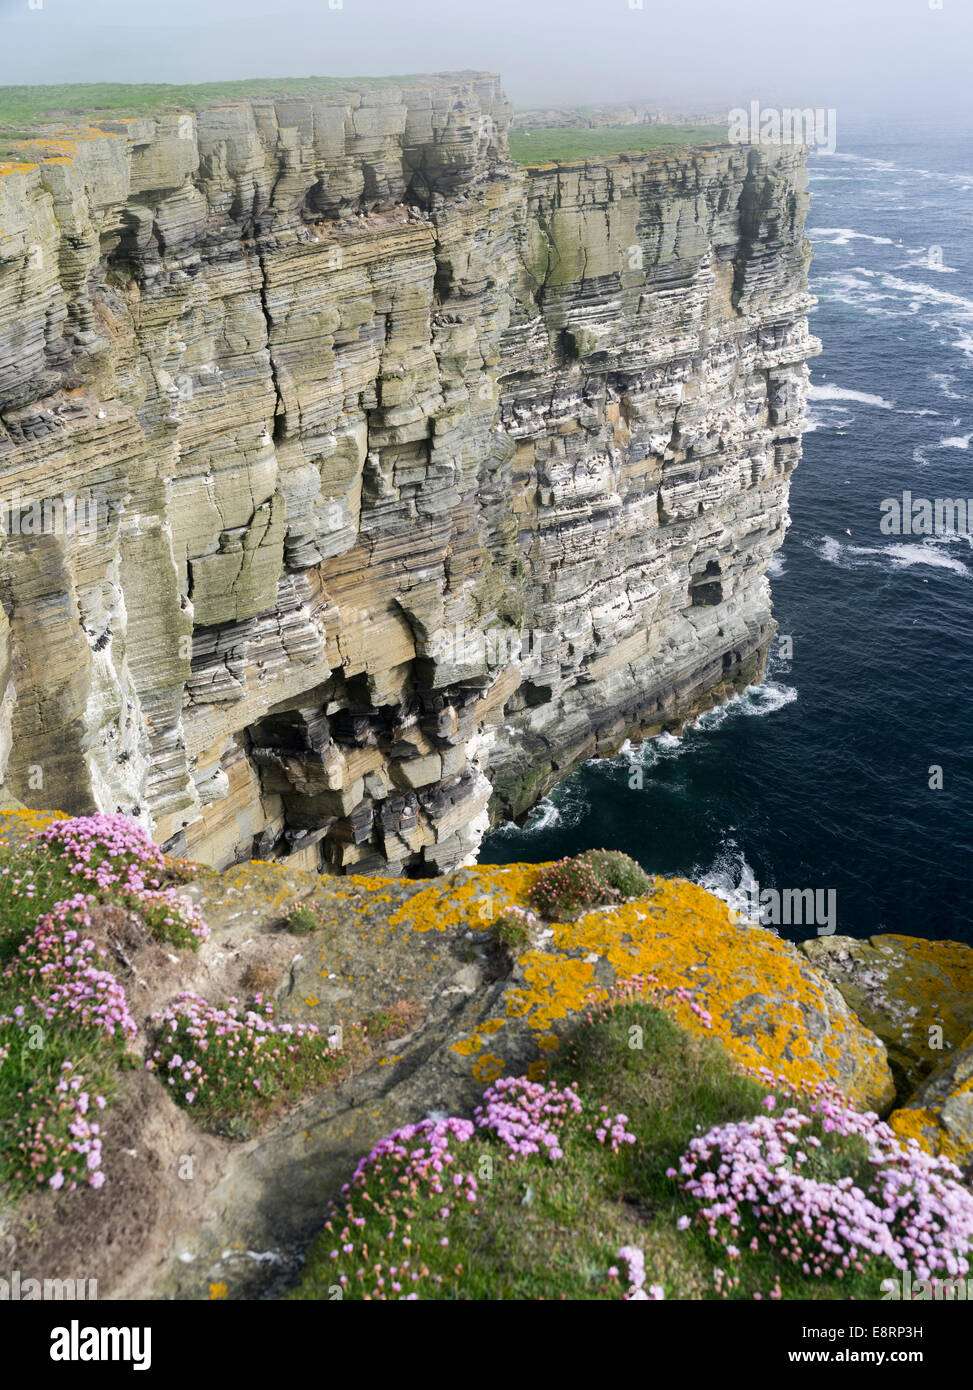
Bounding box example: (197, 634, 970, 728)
(481, 118, 973, 946)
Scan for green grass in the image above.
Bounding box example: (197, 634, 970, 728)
(579, 848, 652, 900)
(290, 1000, 899, 1301)
(508, 123, 729, 165)
(0, 841, 81, 964)
(0, 74, 471, 128)
(283, 902, 321, 935)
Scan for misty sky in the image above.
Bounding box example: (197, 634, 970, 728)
(0, 0, 970, 119)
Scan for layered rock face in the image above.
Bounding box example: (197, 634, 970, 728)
(0, 73, 818, 875)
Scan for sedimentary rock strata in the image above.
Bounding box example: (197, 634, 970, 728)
(0, 72, 818, 874)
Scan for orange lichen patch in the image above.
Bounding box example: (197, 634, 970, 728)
(0, 162, 40, 178)
(886, 1026, 973, 1166)
(471, 1053, 505, 1083)
(801, 933, 973, 1101)
(0, 808, 67, 843)
(377, 866, 893, 1109)
(543, 879, 892, 1108)
(504, 990, 531, 1019)
(345, 874, 401, 891)
(479, 1019, 505, 1036)
(387, 864, 539, 933)
(519, 952, 597, 1031)
(889, 1106, 950, 1154)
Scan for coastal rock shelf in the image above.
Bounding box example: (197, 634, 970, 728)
(0, 73, 819, 874)
(0, 809, 893, 1299)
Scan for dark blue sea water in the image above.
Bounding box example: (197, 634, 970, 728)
(482, 119, 973, 946)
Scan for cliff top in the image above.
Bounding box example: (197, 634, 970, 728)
(509, 122, 730, 166)
(0, 71, 500, 128)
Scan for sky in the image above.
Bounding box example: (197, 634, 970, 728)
(0, 0, 970, 120)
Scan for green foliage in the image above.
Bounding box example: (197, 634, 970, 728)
(531, 849, 652, 919)
(579, 849, 651, 900)
(283, 902, 321, 935)
(292, 997, 898, 1300)
(530, 856, 605, 920)
(508, 123, 728, 165)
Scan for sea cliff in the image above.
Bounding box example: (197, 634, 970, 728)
(0, 72, 818, 875)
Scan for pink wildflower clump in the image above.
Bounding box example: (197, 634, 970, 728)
(0, 814, 214, 1197)
(132, 888, 208, 946)
(530, 857, 604, 919)
(30, 813, 168, 894)
(318, 1076, 600, 1300)
(473, 1075, 583, 1161)
(6, 1061, 106, 1191)
(28, 814, 207, 948)
(325, 1116, 479, 1300)
(593, 1106, 637, 1154)
(618, 1245, 664, 1301)
(148, 991, 338, 1116)
(583, 973, 714, 1033)
(676, 1080, 973, 1286)
(1, 895, 137, 1042)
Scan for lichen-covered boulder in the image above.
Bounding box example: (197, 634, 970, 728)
(888, 1029, 973, 1172)
(799, 933, 973, 1100)
(278, 865, 896, 1114)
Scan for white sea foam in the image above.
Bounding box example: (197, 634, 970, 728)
(692, 839, 771, 929)
(804, 402, 850, 433)
(691, 679, 797, 733)
(815, 269, 973, 363)
(820, 151, 973, 190)
(809, 226, 895, 247)
(940, 433, 972, 450)
(807, 383, 895, 409)
(879, 274, 973, 317)
(930, 372, 964, 401)
(490, 795, 563, 839)
(811, 534, 971, 578)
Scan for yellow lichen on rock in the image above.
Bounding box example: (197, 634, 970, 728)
(888, 1026, 973, 1170)
(403, 865, 896, 1114)
(800, 933, 973, 1098)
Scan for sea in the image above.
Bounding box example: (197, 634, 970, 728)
(481, 117, 973, 946)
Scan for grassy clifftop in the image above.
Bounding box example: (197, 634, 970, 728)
(0, 73, 490, 126)
(509, 122, 728, 164)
